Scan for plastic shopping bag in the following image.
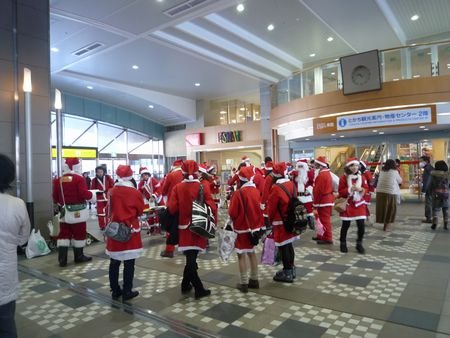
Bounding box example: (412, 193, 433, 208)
(26, 229, 51, 259)
(261, 237, 276, 265)
(315, 217, 325, 238)
(217, 228, 237, 262)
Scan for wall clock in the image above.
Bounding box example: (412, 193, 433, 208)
(340, 50, 381, 95)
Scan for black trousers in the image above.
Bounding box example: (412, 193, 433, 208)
(0, 300, 17, 338)
(182, 250, 205, 292)
(340, 219, 365, 243)
(166, 213, 179, 245)
(279, 243, 294, 270)
(109, 258, 135, 293)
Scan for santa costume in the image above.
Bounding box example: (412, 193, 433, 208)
(228, 166, 263, 292)
(338, 158, 368, 254)
(90, 165, 114, 230)
(267, 162, 299, 283)
(106, 165, 145, 301)
(52, 158, 97, 267)
(160, 159, 184, 257)
(360, 160, 375, 219)
(138, 167, 159, 209)
(312, 156, 335, 244)
(293, 159, 315, 226)
(167, 160, 216, 299)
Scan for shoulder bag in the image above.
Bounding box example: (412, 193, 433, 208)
(59, 178, 89, 224)
(189, 184, 216, 239)
(104, 191, 133, 242)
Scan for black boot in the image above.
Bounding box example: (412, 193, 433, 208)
(444, 222, 448, 230)
(356, 242, 365, 254)
(58, 247, 68, 267)
(273, 269, 293, 283)
(73, 247, 92, 263)
(340, 242, 348, 253)
(111, 287, 122, 301)
(307, 216, 315, 230)
(431, 224, 437, 230)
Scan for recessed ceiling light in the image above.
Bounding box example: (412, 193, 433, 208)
(393, 78, 399, 81)
(379, 132, 384, 135)
(255, 111, 259, 114)
(427, 52, 432, 55)
(239, 107, 245, 111)
(413, 74, 421, 78)
(305, 138, 310, 141)
(236, 3, 244, 12)
(327, 36, 334, 42)
(447, 63, 450, 68)
(220, 116, 225, 120)
(419, 125, 426, 128)
(423, 139, 429, 142)
(331, 133, 336, 136)
(411, 43, 417, 46)
(194, 83, 200, 87)
(231, 119, 236, 123)
(410, 14, 419, 21)
(331, 72, 336, 75)
(132, 65, 139, 70)
(423, 128, 429, 131)
(334, 58, 339, 61)
(86, 85, 93, 90)
(309, 53, 316, 57)
(267, 24, 274, 31)
(51, 47, 59, 52)
(339, 135, 345, 138)
(372, 129, 378, 132)
(220, 110, 227, 114)
(148, 105, 154, 109)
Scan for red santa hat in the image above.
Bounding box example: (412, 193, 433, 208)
(265, 161, 273, 170)
(238, 166, 255, 182)
(116, 165, 133, 181)
(241, 155, 251, 164)
(272, 162, 287, 178)
(63, 157, 81, 173)
(172, 159, 183, 167)
(359, 160, 368, 169)
(139, 167, 151, 175)
(315, 156, 328, 167)
(181, 160, 199, 181)
(345, 157, 360, 167)
(198, 163, 209, 175)
(296, 159, 309, 170)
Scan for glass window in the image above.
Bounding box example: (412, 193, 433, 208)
(63, 115, 96, 146)
(71, 122, 97, 148)
(98, 123, 123, 152)
(128, 131, 149, 154)
(438, 43, 450, 76)
(322, 64, 338, 93)
(101, 130, 126, 155)
(411, 47, 432, 79)
(277, 79, 289, 105)
(302, 69, 315, 97)
(289, 74, 301, 100)
(382, 49, 402, 81)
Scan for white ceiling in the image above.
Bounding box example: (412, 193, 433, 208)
(50, 0, 450, 126)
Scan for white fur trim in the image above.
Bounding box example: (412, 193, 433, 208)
(115, 181, 135, 188)
(274, 235, 300, 247)
(178, 224, 190, 230)
(272, 220, 283, 225)
(347, 173, 362, 196)
(118, 175, 133, 181)
(106, 248, 143, 261)
(340, 216, 367, 221)
(178, 246, 205, 253)
(235, 248, 255, 254)
(57, 239, 70, 247)
(276, 178, 290, 184)
(235, 229, 251, 234)
(345, 160, 360, 167)
(313, 203, 334, 207)
(182, 179, 200, 183)
(241, 182, 256, 188)
(72, 239, 86, 248)
(87, 190, 97, 203)
(315, 159, 327, 167)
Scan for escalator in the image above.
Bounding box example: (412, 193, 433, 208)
(360, 143, 387, 173)
(330, 147, 356, 176)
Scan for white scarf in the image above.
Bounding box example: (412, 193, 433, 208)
(347, 172, 362, 202)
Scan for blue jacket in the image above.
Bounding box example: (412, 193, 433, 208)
(422, 163, 434, 193)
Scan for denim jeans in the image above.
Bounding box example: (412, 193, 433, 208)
(0, 301, 17, 338)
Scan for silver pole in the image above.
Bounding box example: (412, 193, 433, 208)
(24, 91, 34, 227)
(12, 0, 20, 197)
(56, 108, 63, 176)
(125, 129, 129, 165)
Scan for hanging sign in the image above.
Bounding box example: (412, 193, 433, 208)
(52, 146, 98, 159)
(218, 130, 241, 143)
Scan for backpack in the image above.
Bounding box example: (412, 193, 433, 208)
(434, 177, 449, 200)
(277, 183, 308, 235)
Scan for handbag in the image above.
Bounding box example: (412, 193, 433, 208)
(189, 184, 216, 239)
(334, 197, 347, 213)
(26, 229, 51, 259)
(104, 191, 133, 242)
(59, 178, 89, 224)
(217, 222, 237, 262)
(261, 237, 276, 265)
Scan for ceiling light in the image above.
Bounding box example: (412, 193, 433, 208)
(220, 116, 225, 120)
(132, 65, 139, 70)
(51, 47, 59, 52)
(419, 125, 426, 128)
(413, 74, 421, 78)
(327, 37, 334, 42)
(267, 24, 274, 31)
(220, 110, 227, 114)
(427, 52, 432, 55)
(379, 132, 384, 135)
(372, 130, 378, 132)
(236, 4, 244, 12)
(86, 85, 93, 90)
(411, 43, 417, 46)
(447, 63, 450, 68)
(334, 58, 339, 61)
(309, 53, 316, 57)
(194, 83, 200, 87)
(423, 128, 429, 131)
(393, 78, 399, 81)
(231, 119, 236, 123)
(305, 138, 310, 141)
(410, 14, 419, 21)
(331, 133, 336, 136)
(240, 107, 245, 111)
(331, 72, 336, 75)
(255, 111, 259, 114)
(148, 105, 154, 109)
(156, 0, 164, 2)
(423, 139, 428, 142)
(339, 135, 345, 138)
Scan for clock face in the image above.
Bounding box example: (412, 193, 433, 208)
(351, 65, 371, 85)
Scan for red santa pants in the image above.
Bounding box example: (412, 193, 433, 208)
(57, 222, 87, 248)
(317, 206, 333, 241)
(96, 201, 107, 229)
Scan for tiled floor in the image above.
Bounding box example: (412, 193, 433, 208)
(17, 203, 450, 338)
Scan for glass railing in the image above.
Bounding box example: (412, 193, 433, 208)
(272, 40, 450, 108)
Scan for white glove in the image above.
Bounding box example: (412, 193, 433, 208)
(260, 203, 266, 211)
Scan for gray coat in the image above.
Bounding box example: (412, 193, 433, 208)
(428, 170, 450, 209)
(422, 163, 434, 193)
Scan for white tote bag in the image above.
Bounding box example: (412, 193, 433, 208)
(26, 229, 51, 259)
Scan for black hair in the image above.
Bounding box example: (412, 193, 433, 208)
(264, 156, 272, 163)
(344, 166, 357, 175)
(382, 159, 397, 171)
(0, 154, 15, 193)
(95, 166, 106, 173)
(420, 156, 430, 163)
(395, 159, 401, 165)
(434, 160, 448, 172)
(238, 162, 247, 170)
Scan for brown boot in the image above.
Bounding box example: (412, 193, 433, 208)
(160, 250, 174, 258)
(248, 279, 260, 289)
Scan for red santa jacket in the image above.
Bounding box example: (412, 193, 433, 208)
(53, 173, 94, 206)
(267, 179, 295, 225)
(138, 176, 159, 201)
(162, 168, 183, 201)
(261, 174, 275, 206)
(229, 183, 263, 233)
(210, 175, 220, 195)
(313, 169, 335, 207)
(253, 171, 265, 195)
(106, 182, 145, 255)
(338, 173, 368, 219)
(90, 175, 114, 202)
(362, 171, 375, 193)
(228, 173, 240, 188)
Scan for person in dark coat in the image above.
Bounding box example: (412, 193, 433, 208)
(420, 156, 434, 223)
(428, 160, 449, 230)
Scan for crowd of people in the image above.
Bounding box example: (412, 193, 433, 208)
(49, 153, 449, 303)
